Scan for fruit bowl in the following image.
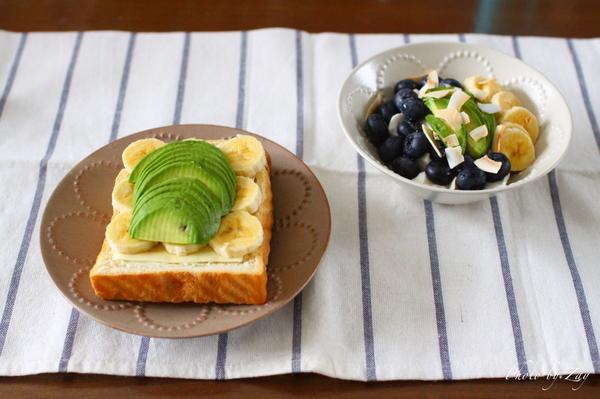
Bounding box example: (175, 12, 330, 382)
(337, 41, 572, 204)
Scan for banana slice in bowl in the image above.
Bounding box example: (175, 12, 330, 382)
(501, 106, 539, 143)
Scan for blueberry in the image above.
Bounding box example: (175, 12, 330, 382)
(391, 156, 420, 179)
(400, 98, 430, 122)
(378, 100, 399, 123)
(403, 131, 429, 159)
(453, 154, 475, 172)
(397, 119, 418, 137)
(394, 88, 418, 110)
(378, 136, 404, 163)
(440, 78, 464, 89)
(455, 168, 487, 190)
(394, 79, 418, 93)
(417, 75, 428, 89)
(486, 152, 511, 181)
(366, 114, 389, 146)
(425, 160, 456, 185)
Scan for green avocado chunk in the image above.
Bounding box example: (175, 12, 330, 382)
(462, 99, 496, 159)
(424, 112, 467, 153)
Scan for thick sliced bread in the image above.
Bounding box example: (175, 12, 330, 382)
(89, 161, 272, 305)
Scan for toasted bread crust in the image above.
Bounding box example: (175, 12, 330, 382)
(89, 148, 272, 305)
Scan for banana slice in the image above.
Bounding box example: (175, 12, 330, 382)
(209, 210, 264, 258)
(163, 242, 205, 256)
(232, 176, 262, 214)
(106, 212, 156, 254)
(115, 168, 130, 185)
(122, 138, 165, 172)
(496, 123, 535, 171)
(218, 135, 267, 177)
(111, 178, 134, 213)
(501, 106, 539, 143)
(491, 90, 521, 113)
(463, 75, 501, 102)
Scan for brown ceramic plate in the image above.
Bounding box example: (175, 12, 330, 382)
(40, 124, 331, 338)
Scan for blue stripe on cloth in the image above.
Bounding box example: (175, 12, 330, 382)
(566, 39, 600, 151)
(291, 29, 304, 374)
(458, 33, 529, 375)
(215, 333, 228, 379)
(404, 32, 452, 380)
(349, 33, 377, 382)
(549, 171, 600, 372)
(235, 31, 248, 130)
(136, 337, 150, 376)
(0, 32, 83, 357)
(109, 33, 137, 142)
(489, 197, 529, 375)
(512, 35, 600, 374)
(135, 32, 192, 376)
(172, 32, 191, 125)
(58, 309, 80, 372)
(423, 200, 452, 380)
(58, 32, 139, 373)
(215, 30, 249, 380)
(0, 33, 27, 120)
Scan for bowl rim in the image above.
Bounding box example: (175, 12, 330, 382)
(337, 41, 573, 196)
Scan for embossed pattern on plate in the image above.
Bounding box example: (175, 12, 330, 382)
(40, 125, 331, 338)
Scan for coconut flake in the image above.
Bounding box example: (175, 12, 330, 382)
(418, 70, 440, 97)
(388, 113, 403, 135)
(433, 107, 463, 132)
(446, 134, 460, 147)
(422, 123, 444, 158)
(448, 89, 470, 111)
(477, 102, 501, 114)
(461, 111, 470, 124)
(470, 88, 487, 101)
(445, 146, 464, 169)
(422, 88, 454, 99)
(474, 155, 502, 174)
(469, 125, 488, 142)
(427, 70, 439, 86)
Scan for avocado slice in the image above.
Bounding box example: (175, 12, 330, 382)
(131, 141, 236, 208)
(132, 177, 222, 224)
(424, 114, 467, 153)
(130, 181, 221, 244)
(462, 99, 495, 159)
(424, 97, 449, 113)
(134, 161, 234, 215)
(129, 140, 234, 185)
(130, 195, 213, 244)
(127, 140, 239, 245)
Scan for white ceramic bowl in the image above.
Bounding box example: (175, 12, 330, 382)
(338, 42, 572, 204)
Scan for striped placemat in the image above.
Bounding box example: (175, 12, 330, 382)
(0, 29, 598, 380)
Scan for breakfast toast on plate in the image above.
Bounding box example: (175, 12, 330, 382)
(90, 135, 273, 305)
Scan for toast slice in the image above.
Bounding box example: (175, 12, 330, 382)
(89, 141, 272, 305)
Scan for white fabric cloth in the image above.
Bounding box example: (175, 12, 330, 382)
(0, 29, 598, 381)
